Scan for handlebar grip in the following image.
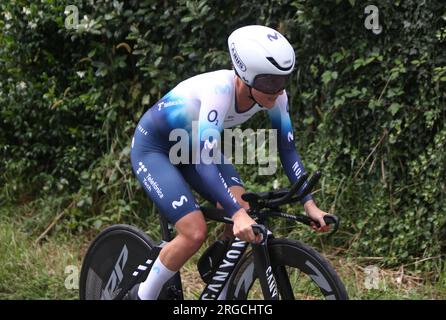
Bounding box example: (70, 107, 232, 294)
(323, 215, 340, 235)
(302, 214, 340, 236)
(311, 214, 338, 227)
(323, 214, 338, 226)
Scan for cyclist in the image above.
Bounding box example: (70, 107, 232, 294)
(127, 25, 330, 300)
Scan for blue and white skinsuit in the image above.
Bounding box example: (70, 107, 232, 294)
(130, 70, 312, 224)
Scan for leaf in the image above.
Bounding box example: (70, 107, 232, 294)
(388, 103, 401, 116)
(93, 219, 103, 230)
(321, 71, 333, 85)
(142, 94, 151, 105)
(180, 16, 194, 23)
(353, 58, 364, 70)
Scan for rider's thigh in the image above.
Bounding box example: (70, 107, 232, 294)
(130, 151, 201, 225)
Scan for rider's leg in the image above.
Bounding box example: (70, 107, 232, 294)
(130, 146, 207, 300)
(138, 210, 207, 300)
(158, 210, 207, 270)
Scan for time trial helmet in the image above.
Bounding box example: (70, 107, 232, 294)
(228, 25, 295, 94)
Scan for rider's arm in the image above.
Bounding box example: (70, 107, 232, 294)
(194, 96, 242, 217)
(267, 94, 313, 205)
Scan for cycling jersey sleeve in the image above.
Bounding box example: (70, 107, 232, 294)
(267, 94, 313, 205)
(194, 93, 242, 217)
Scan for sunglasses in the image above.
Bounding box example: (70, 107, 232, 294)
(252, 74, 291, 95)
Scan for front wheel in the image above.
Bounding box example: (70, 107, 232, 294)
(227, 238, 348, 300)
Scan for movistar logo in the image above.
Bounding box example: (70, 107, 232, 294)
(204, 139, 218, 150)
(267, 32, 280, 41)
(172, 195, 188, 209)
(230, 43, 247, 72)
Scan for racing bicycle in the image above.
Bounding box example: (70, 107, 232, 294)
(79, 171, 348, 300)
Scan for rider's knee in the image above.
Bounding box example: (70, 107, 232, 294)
(179, 220, 207, 247)
(189, 225, 207, 245)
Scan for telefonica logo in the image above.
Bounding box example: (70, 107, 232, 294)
(230, 43, 247, 72)
(158, 99, 185, 111)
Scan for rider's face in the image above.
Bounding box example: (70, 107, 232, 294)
(251, 88, 284, 109)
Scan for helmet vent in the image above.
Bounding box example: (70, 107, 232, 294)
(266, 57, 293, 71)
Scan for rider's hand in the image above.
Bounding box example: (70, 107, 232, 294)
(232, 208, 261, 243)
(304, 200, 330, 233)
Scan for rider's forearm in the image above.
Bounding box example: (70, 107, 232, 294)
(278, 146, 314, 205)
(304, 199, 317, 212)
(195, 162, 242, 216)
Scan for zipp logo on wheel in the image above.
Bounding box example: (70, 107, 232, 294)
(172, 195, 188, 209)
(136, 162, 147, 175)
(101, 245, 128, 300)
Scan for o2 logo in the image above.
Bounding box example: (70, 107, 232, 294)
(208, 110, 219, 126)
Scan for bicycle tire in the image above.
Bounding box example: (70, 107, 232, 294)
(79, 224, 156, 300)
(227, 238, 348, 300)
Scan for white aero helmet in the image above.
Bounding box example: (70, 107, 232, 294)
(228, 25, 295, 94)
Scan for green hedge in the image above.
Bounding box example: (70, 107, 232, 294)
(1, 0, 445, 267)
